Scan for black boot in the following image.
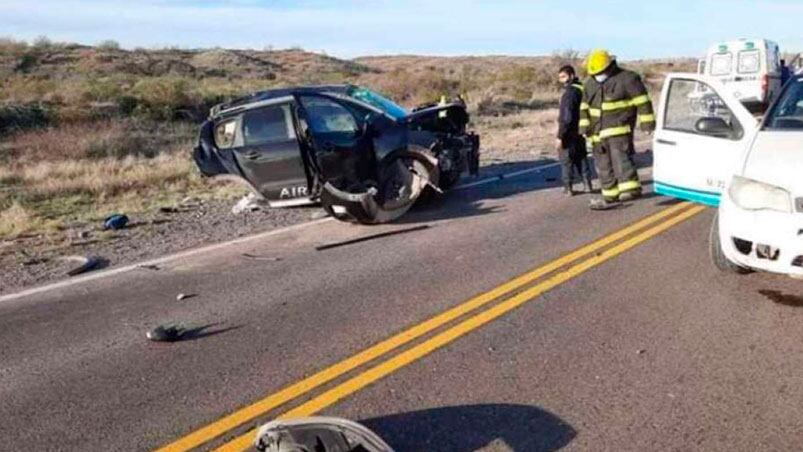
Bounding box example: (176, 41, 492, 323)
(563, 185, 575, 197)
(583, 178, 593, 193)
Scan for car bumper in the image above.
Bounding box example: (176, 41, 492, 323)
(719, 192, 803, 276)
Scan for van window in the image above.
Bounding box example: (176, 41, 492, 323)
(711, 53, 732, 76)
(241, 105, 293, 146)
(664, 78, 742, 140)
(738, 50, 760, 74)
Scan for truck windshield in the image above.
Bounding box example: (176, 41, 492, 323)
(764, 79, 803, 130)
(346, 87, 408, 120)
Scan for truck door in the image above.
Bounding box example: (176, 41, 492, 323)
(653, 74, 757, 206)
(232, 102, 311, 203)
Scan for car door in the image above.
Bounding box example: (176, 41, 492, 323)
(653, 73, 758, 206)
(295, 94, 376, 190)
(231, 101, 311, 204)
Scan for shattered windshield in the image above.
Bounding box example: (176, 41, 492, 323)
(764, 79, 803, 130)
(346, 86, 408, 120)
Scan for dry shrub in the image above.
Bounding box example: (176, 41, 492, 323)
(0, 202, 36, 237)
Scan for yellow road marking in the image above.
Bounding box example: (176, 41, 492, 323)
(157, 202, 693, 452)
(215, 205, 706, 451)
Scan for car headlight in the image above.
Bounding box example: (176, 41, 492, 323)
(728, 176, 792, 212)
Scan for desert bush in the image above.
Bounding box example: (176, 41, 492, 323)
(131, 76, 201, 120)
(97, 39, 121, 51)
(0, 103, 53, 134)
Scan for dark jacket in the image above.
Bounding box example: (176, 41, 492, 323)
(557, 77, 584, 147)
(579, 63, 656, 145)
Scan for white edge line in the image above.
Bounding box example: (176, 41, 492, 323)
(0, 217, 334, 303)
(454, 162, 561, 190)
(0, 162, 560, 303)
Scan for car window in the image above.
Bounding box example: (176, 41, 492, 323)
(738, 50, 760, 74)
(710, 53, 732, 76)
(346, 87, 408, 120)
(214, 118, 237, 149)
(241, 105, 293, 146)
(299, 96, 359, 134)
(764, 79, 803, 130)
(664, 78, 742, 139)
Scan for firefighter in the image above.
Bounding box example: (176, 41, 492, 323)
(555, 64, 593, 196)
(579, 49, 656, 210)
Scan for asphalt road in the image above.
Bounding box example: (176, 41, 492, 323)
(2, 160, 802, 451)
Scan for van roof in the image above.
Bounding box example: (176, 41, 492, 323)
(708, 39, 778, 53)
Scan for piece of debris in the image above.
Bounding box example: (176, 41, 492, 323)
(57, 255, 103, 276)
(636, 349, 646, 355)
(242, 253, 282, 262)
(146, 324, 182, 342)
(21, 257, 49, 267)
(78, 230, 90, 239)
(315, 225, 431, 251)
(232, 193, 268, 214)
(176, 293, 197, 301)
(103, 214, 129, 230)
(137, 264, 161, 271)
(159, 206, 180, 213)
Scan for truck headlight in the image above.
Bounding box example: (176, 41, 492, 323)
(728, 176, 792, 213)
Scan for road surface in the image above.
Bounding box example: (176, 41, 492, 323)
(2, 159, 802, 451)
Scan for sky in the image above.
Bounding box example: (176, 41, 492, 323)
(2, 0, 802, 59)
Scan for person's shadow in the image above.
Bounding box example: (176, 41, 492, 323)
(361, 403, 576, 451)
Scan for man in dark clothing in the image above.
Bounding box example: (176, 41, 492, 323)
(556, 65, 593, 196)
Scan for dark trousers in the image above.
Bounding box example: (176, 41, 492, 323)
(558, 137, 592, 188)
(592, 135, 641, 201)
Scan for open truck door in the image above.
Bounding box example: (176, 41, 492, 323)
(653, 73, 758, 205)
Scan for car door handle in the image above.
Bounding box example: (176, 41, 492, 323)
(656, 139, 676, 146)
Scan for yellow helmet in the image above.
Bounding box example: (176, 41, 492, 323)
(587, 49, 614, 75)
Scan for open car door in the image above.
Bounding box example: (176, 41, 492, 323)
(230, 100, 312, 206)
(653, 73, 758, 205)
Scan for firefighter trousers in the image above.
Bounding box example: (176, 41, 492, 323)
(592, 134, 641, 202)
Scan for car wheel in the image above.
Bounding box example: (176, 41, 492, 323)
(709, 212, 752, 274)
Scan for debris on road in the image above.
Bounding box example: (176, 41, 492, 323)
(637, 349, 646, 355)
(146, 324, 183, 342)
(58, 255, 103, 276)
(176, 293, 197, 301)
(103, 214, 129, 230)
(315, 225, 430, 251)
(137, 264, 161, 271)
(232, 193, 268, 214)
(242, 253, 282, 262)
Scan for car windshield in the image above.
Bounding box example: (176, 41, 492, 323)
(346, 86, 408, 120)
(764, 78, 803, 130)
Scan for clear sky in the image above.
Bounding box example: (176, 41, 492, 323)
(2, 0, 801, 59)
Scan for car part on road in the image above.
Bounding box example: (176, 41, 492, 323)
(315, 225, 430, 251)
(58, 255, 103, 276)
(193, 84, 480, 224)
(146, 324, 183, 342)
(254, 417, 394, 452)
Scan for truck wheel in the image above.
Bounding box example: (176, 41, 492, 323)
(709, 212, 752, 274)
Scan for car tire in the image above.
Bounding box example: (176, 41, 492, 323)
(709, 212, 752, 274)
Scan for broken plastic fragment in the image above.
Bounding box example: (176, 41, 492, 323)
(146, 324, 182, 342)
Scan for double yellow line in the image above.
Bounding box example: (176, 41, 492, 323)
(157, 201, 704, 452)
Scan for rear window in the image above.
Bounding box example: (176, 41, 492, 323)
(738, 50, 760, 74)
(710, 53, 732, 76)
(241, 105, 292, 146)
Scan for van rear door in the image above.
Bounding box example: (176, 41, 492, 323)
(653, 74, 757, 205)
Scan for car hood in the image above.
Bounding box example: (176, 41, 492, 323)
(742, 131, 803, 195)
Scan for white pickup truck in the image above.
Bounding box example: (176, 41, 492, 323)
(653, 73, 803, 278)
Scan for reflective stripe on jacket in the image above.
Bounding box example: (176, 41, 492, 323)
(578, 63, 655, 143)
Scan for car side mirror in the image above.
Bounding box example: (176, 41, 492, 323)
(695, 116, 733, 137)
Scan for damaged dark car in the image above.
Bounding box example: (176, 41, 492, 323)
(193, 85, 480, 224)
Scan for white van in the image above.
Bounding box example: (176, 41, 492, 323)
(653, 73, 803, 278)
(697, 38, 782, 109)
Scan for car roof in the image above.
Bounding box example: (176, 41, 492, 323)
(212, 85, 352, 118)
